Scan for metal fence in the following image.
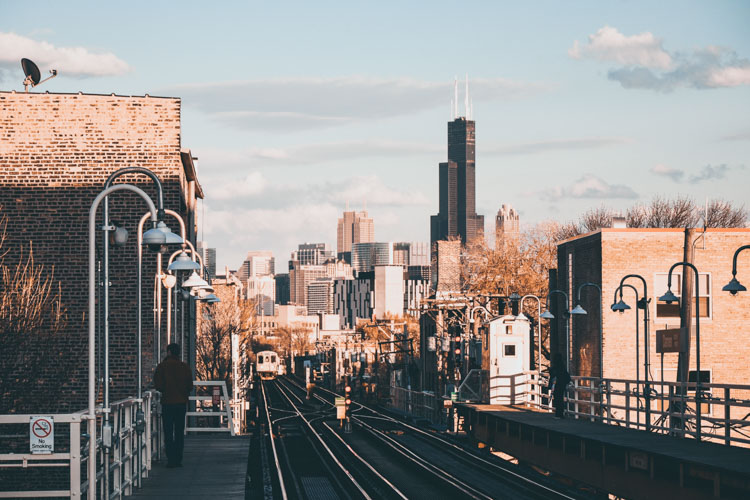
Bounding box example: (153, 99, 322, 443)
(521, 372, 750, 447)
(0, 391, 162, 499)
(388, 386, 444, 425)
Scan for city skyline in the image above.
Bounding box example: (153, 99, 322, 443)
(1, 2, 748, 270)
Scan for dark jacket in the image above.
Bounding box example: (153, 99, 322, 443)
(550, 365, 571, 396)
(154, 355, 193, 404)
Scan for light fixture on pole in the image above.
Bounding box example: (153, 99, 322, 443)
(612, 284, 642, 420)
(611, 299, 631, 313)
(521, 294, 543, 372)
(541, 289, 570, 371)
(183, 270, 209, 289)
(723, 244, 750, 295)
(88, 183, 159, 500)
(168, 250, 201, 272)
(569, 304, 587, 315)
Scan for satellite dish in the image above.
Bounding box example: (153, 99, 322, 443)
(21, 58, 58, 92)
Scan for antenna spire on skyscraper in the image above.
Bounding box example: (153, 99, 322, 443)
(453, 76, 458, 119)
(465, 74, 469, 119)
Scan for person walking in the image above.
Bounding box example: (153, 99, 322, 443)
(154, 343, 193, 467)
(550, 353, 571, 419)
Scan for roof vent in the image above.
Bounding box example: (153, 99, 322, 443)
(611, 215, 627, 228)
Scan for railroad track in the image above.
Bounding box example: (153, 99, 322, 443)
(280, 376, 589, 500)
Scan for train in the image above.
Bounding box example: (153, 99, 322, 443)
(256, 350, 281, 380)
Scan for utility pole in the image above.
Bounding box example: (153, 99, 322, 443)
(671, 227, 695, 432)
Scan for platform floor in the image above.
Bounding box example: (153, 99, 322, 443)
(133, 434, 250, 499)
(460, 404, 750, 476)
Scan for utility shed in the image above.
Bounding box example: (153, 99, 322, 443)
(485, 314, 531, 404)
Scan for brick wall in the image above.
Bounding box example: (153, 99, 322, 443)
(0, 91, 199, 412)
(558, 228, 750, 386)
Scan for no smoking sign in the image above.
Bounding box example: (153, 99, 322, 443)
(30, 416, 54, 454)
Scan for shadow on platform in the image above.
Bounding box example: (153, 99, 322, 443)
(133, 434, 250, 499)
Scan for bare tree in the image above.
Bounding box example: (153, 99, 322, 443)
(0, 229, 68, 412)
(704, 199, 748, 228)
(274, 325, 313, 358)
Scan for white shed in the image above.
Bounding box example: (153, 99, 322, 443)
(486, 314, 531, 404)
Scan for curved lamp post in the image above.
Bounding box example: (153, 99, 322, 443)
(540, 289, 570, 371)
(569, 282, 603, 380)
(659, 261, 702, 441)
(89, 184, 162, 500)
(519, 295, 542, 371)
(611, 284, 640, 388)
(723, 245, 750, 295)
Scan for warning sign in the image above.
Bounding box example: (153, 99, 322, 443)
(30, 416, 54, 454)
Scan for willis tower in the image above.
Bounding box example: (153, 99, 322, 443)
(431, 77, 484, 247)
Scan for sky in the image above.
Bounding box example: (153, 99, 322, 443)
(1, 1, 749, 271)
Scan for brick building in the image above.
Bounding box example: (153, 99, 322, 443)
(555, 228, 750, 388)
(0, 91, 203, 411)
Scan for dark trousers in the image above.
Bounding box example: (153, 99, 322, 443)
(162, 403, 187, 465)
(553, 392, 565, 418)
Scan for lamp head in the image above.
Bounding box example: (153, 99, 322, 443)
(509, 292, 521, 301)
(659, 289, 679, 304)
(182, 270, 209, 289)
(611, 299, 631, 314)
(636, 297, 649, 310)
(145, 221, 183, 252)
(540, 310, 555, 320)
(168, 251, 201, 272)
(570, 304, 587, 315)
(109, 221, 129, 247)
(722, 277, 746, 296)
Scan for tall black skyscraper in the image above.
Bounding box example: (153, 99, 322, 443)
(431, 116, 484, 246)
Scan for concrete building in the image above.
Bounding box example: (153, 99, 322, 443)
(307, 278, 334, 314)
(246, 275, 276, 316)
(393, 241, 430, 267)
(337, 207, 374, 262)
(238, 250, 274, 280)
(333, 274, 373, 328)
(555, 228, 750, 388)
(292, 242, 332, 265)
(404, 275, 430, 317)
(352, 242, 393, 273)
(275, 273, 290, 305)
(0, 91, 202, 409)
(197, 241, 217, 278)
(430, 113, 484, 247)
(495, 204, 520, 249)
(289, 263, 328, 306)
(431, 239, 462, 294)
(374, 265, 405, 318)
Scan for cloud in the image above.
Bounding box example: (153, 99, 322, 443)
(721, 132, 750, 142)
(164, 76, 547, 131)
(199, 140, 441, 169)
(484, 137, 631, 156)
(689, 164, 731, 183)
(570, 27, 750, 91)
(539, 174, 638, 201)
(569, 26, 672, 69)
(650, 164, 685, 182)
(0, 31, 130, 78)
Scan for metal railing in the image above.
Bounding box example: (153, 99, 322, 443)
(0, 391, 162, 499)
(186, 381, 234, 435)
(388, 386, 444, 425)
(520, 372, 750, 447)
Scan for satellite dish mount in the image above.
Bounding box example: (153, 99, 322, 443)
(21, 58, 58, 92)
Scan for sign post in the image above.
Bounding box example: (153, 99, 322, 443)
(30, 416, 54, 454)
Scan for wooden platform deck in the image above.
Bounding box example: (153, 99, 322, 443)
(133, 434, 250, 499)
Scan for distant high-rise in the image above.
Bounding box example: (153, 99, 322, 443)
(238, 250, 275, 280)
(197, 241, 217, 278)
(292, 243, 333, 266)
(495, 204, 520, 248)
(337, 207, 374, 262)
(431, 78, 484, 247)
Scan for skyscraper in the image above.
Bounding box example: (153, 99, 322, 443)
(237, 250, 275, 280)
(495, 204, 520, 249)
(337, 207, 374, 262)
(430, 79, 484, 247)
(197, 241, 217, 278)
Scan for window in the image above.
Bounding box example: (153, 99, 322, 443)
(258, 355, 264, 364)
(503, 344, 516, 357)
(654, 272, 712, 321)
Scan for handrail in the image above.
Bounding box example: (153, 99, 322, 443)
(0, 391, 162, 499)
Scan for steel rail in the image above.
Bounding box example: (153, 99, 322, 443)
(296, 378, 578, 500)
(261, 381, 288, 500)
(271, 380, 373, 500)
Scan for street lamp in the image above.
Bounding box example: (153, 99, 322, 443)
(540, 289, 570, 371)
(723, 245, 750, 295)
(570, 282, 603, 379)
(519, 295, 542, 371)
(88, 183, 160, 500)
(611, 284, 640, 386)
(659, 261, 703, 441)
